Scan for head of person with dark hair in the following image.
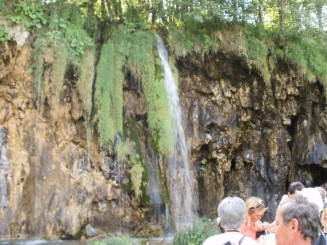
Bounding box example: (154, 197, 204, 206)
(278, 181, 304, 208)
(275, 195, 321, 245)
(287, 181, 304, 196)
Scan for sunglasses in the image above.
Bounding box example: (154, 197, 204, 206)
(249, 200, 265, 210)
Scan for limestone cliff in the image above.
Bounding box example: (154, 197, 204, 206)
(0, 25, 326, 240)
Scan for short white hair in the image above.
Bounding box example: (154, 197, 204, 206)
(218, 196, 246, 230)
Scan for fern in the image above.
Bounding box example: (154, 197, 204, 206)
(244, 29, 270, 83)
(302, 37, 327, 83)
(168, 30, 195, 57)
(173, 218, 217, 245)
(32, 37, 47, 109)
(283, 32, 327, 84)
(94, 26, 128, 147)
(52, 41, 68, 105)
(77, 47, 95, 120)
(127, 31, 174, 155)
(285, 41, 307, 72)
(168, 15, 221, 57)
(32, 37, 68, 109)
(94, 42, 121, 146)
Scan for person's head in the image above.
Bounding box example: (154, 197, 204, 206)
(323, 206, 327, 228)
(315, 186, 326, 202)
(287, 181, 304, 196)
(245, 196, 268, 225)
(275, 195, 320, 245)
(218, 196, 246, 230)
(322, 183, 327, 193)
(301, 187, 324, 214)
(323, 206, 327, 222)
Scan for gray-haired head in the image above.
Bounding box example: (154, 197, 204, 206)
(279, 195, 320, 242)
(301, 187, 324, 213)
(315, 186, 326, 201)
(218, 196, 246, 230)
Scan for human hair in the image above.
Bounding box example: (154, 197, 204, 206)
(323, 183, 327, 192)
(245, 196, 268, 214)
(280, 195, 320, 242)
(288, 181, 304, 194)
(244, 196, 268, 226)
(218, 196, 246, 230)
(301, 187, 324, 214)
(315, 186, 326, 201)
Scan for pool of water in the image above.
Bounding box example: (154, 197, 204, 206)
(135, 236, 173, 245)
(0, 236, 173, 245)
(0, 240, 86, 245)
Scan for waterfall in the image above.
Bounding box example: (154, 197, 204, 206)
(144, 149, 169, 230)
(0, 127, 9, 209)
(156, 35, 197, 231)
(0, 127, 10, 236)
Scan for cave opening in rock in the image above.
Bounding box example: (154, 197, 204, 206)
(310, 165, 327, 186)
(286, 115, 298, 151)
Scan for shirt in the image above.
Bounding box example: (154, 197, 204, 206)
(203, 232, 259, 245)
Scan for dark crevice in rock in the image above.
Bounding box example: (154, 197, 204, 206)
(230, 157, 237, 171)
(286, 115, 298, 151)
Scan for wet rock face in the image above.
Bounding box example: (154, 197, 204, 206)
(177, 53, 327, 221)
(0, 33, 327, 239)
(0, 41, 137, 239)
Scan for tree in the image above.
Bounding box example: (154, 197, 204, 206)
(312, 0, 326, 30)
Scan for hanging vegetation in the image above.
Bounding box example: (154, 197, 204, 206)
(76, 48, 95, 121)
(93, 39, 125, 148)
(243, 26, 271, 83)
(93, 26, 174, 155)
(284, 32, 327, 84)
(127, 31, 174, 155)
(31, 38, 68, 110)
(32, 37, 47, 109)
(51, 41, 68, 105)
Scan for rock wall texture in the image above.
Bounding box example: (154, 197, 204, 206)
(177, 49, 327, 220)
(0, 27, 326, 239)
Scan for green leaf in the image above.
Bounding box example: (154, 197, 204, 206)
(201, 159, 207, 165)
(29, 13, 37, 19)
(59, 23, 66, 28)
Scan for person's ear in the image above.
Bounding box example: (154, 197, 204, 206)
(290, 218, 299, 233)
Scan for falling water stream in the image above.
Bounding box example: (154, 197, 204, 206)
(0, 127, 10, 236)
(156, 35, 198, 231)
(0, 128, 9, 208)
